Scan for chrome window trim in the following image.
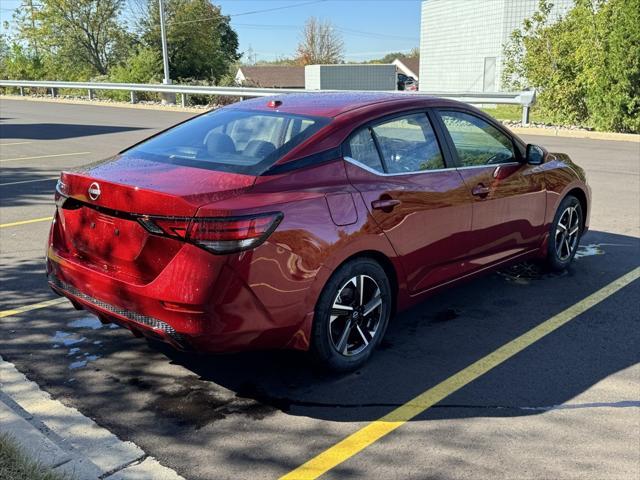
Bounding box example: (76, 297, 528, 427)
(344, 156, 523, 176)
(455, 161, 522, 170)
(344, 156, 453, 176)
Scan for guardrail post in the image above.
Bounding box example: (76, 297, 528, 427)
(50, 88, 57, 98)
(181, 93, 186, 108)
(130, 91, 137, 104)
(88, 89, 94, 100)
(522, 105, 530, 126)
(19, 87, 24, 96)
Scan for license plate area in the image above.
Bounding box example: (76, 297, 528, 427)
(69, 207, 148, 263)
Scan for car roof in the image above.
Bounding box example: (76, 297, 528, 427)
(227, 91, 444, 118)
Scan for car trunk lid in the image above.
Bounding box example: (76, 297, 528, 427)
(59, 154, 256, 216)
(53, 155, 256, 283)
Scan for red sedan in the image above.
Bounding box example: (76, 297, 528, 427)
(47, 93, 590, 371)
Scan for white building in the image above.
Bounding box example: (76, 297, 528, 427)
(418, 0, 573, 92)
(304, 64, 397, 91)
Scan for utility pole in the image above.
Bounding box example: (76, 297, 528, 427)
(158, 0, 170, 85)
(158, 0, 175, 104)
(28, 0, 38, 57)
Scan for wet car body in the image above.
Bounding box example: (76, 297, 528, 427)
(46, 92, 590, 362)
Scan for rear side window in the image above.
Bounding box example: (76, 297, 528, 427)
(371, 113, 444, 173)
(125, 109, 329, 175)
(439, 110, 516, 166)
(347, 129, 384, 172)
(283, 118, 315, 143)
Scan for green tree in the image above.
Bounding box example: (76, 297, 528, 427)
(14, 0, 132, 77)
(503, 0, 640, 132)
(0, 41, 45, 80)
(370, 48, 419, 64)
(582, 0, 640, 132)
(139, 0, 240, 82)
(109, 46, 162, 84)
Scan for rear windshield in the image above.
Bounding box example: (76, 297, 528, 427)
(123, 109, 329, 175)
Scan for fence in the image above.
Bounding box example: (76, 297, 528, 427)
(0, 80, 536, 124)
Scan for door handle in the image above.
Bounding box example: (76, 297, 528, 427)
(371, 198, 401, 211)
(472, 184, 490, 197)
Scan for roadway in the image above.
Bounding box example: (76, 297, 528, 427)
(1, 97, 639, 479)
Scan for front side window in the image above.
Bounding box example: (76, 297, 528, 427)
(125, 109, 329, 175)
(439, 111, 516, 167)
(371, 113, 444, 174)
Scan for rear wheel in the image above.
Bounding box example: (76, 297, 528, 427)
(311, 258, 392, 372)
(546, 195, 583, 271)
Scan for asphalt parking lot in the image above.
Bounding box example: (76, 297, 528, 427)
(1, 97, 639, 479)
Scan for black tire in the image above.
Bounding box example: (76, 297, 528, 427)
(546, 195, 583, 271)
(310, 258, 392, 372)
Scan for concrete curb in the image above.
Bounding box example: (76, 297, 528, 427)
(0, 94, 203, 113)
(510, 126, 640, 143)
(2, 94, 638, 143)
(0, 356, 184, 480)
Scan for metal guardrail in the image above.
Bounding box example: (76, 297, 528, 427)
(0, 80, 536, 124)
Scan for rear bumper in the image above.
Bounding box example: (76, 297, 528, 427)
(46, 240, 312, 353)
(48, 275, 190, 350)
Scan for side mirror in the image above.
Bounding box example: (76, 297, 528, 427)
(526, 144, 545, 165)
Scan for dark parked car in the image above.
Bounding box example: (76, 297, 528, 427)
(397, 73, 417, 91)
(47, 93, 590, 371)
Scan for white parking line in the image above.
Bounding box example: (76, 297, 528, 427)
(0, 152, 91, 162)
(0, 176, 58, 186)
(0, 141, 32, 146)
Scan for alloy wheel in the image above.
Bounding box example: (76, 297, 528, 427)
(329, 275, 383, 356)
(555, 205, 581, 261)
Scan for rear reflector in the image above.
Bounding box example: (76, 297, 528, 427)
(151, 218, 189, 238)
(138, 212, 283, 254)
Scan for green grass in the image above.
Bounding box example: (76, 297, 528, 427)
(481, 104, 544, 123)
(0, 434, 67, 480)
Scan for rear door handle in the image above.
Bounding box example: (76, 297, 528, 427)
(371, 199, 401, 210)
(472, 184, 490, 197)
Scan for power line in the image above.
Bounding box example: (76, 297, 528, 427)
(171, 20, 418, 43)
(334, 26, 418, 42)
(233, 23, 418, 42)
(167, 0, 327, 26)
(344, 47, 415, 57)
(235, 23, 299, 30)
(229, 0, 327, 18)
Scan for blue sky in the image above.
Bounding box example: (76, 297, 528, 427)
(0, 0, 421, 62)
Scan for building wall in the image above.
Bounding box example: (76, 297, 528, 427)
(305, 65, 397, 91)
(305, 65, 322, 90)
(235, 69, 246, 85)
(418, 0, 572, 92)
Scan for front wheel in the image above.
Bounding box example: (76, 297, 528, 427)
(310, 258, 392, 372)
(546, 195, 583, 271)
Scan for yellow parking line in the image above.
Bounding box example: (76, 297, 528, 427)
(0, 142, 32, 146)
(0, 151, 90, 162)
(0, 217, 52, 228)
(281, 266, 640, 480)
(0, 298, 67, 319)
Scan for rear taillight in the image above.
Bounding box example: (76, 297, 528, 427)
(138, 212, 283, 254)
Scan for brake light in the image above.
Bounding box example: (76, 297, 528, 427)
(188, 213, 283, 254)
(138, 213, 283, 254)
